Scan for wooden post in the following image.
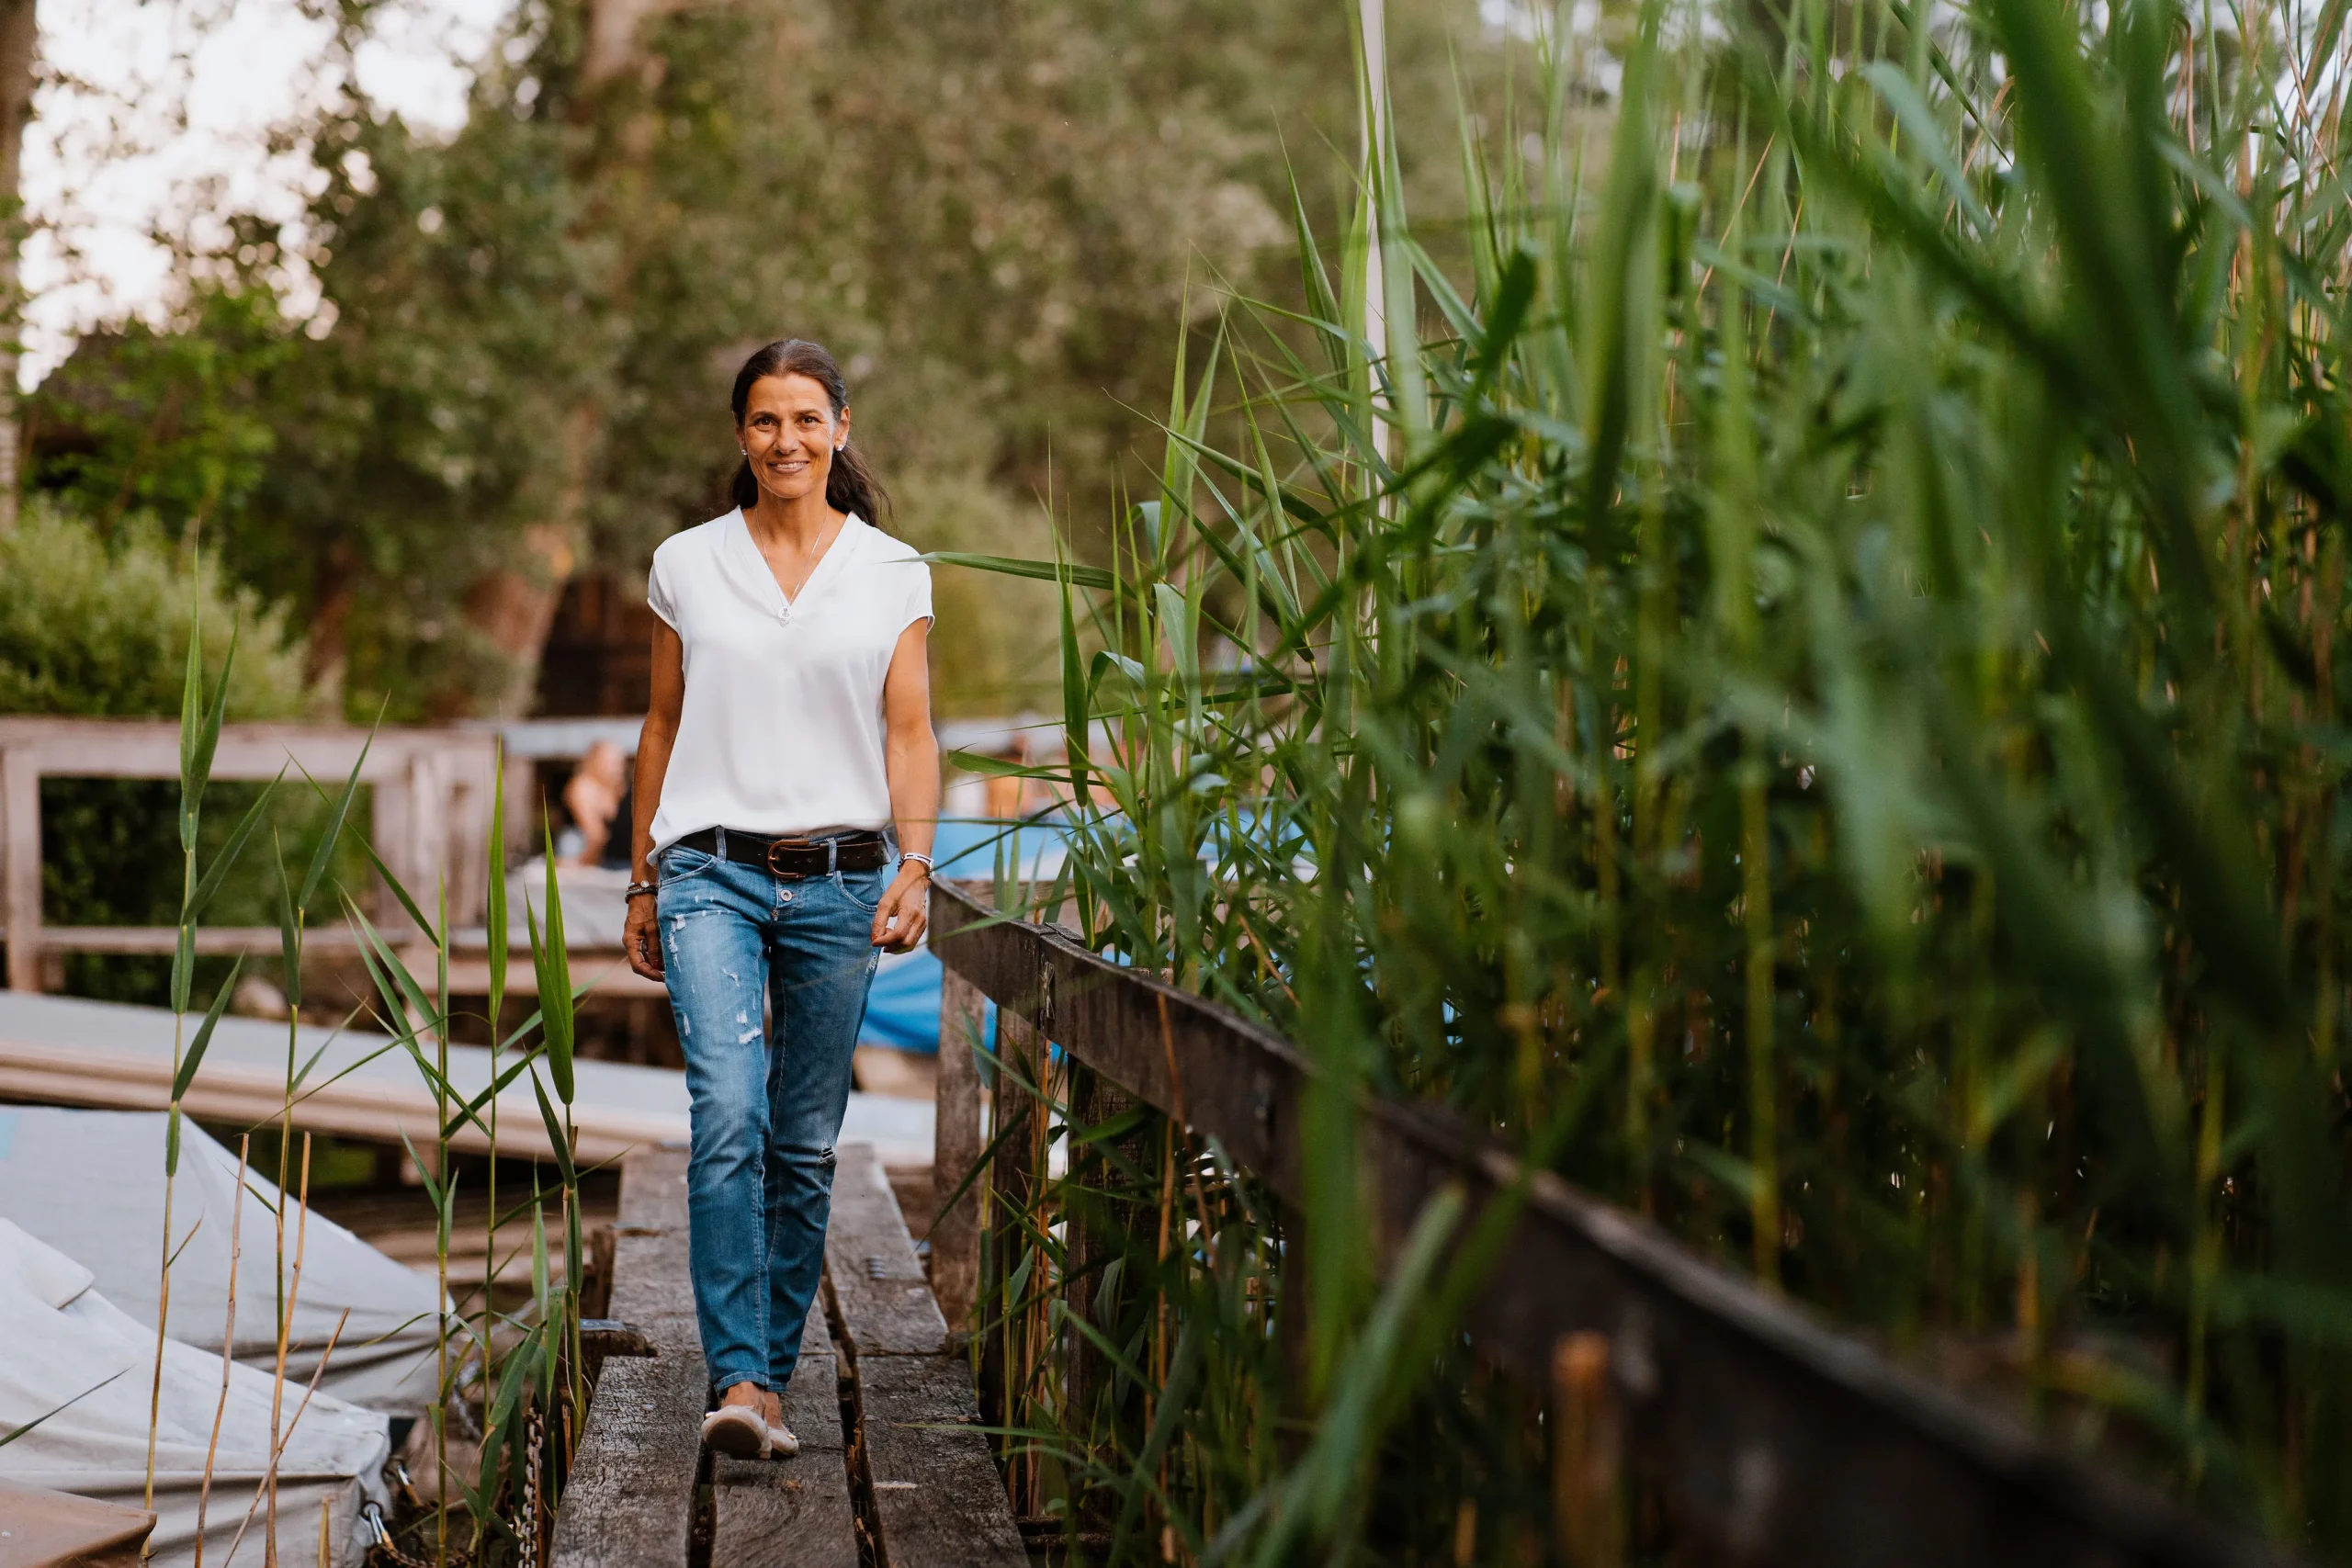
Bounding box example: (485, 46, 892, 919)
(445, 750, 492, 929)
(932, 966, 987, 1328)
(370, 760, 413, 930)
(2, 740, 41, 992)
(1062, 1061, 1136, 1514)
(979, 1004, 1043, 1472)
(401, 750, 447, 968)
(501, 743, 538, 865)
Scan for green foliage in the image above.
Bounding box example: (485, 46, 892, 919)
(26, 280, 288, 541)
(153, 592, 586, 1565)
(0, 499, 311, 717)
(971, 0, 2352, 1559)
(895, 474, 1067, 714)
(27, 0, 1499, 719)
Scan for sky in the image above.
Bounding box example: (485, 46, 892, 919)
(21, 0, 512, 384)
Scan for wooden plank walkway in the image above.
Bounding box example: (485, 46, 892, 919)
(552, 1144, 1023, 1568)
(550, 1149, 704, 1568)
(825, 1145, 1026, 1568)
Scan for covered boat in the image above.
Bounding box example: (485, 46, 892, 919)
(0, 1107, 443, 1416)
(0, 1220, 390, 1567)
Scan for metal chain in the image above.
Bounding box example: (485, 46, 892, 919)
(368, 1402, 550, 1568)
(519, 1404, 548, 1568)
(361, 1503, 435, 1568)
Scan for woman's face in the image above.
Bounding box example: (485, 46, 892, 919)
(739, 372, 849, 507)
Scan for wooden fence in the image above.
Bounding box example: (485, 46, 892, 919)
(0, 717, 499, 990)
(922, 881, 2294, 1568)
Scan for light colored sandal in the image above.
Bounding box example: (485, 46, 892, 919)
(761, 1393, 799, 1459)
(700, 1402, 769, 1460)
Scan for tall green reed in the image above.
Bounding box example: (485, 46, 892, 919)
(957, 0, 2352, 1556)
(153, 596, 590, 1568)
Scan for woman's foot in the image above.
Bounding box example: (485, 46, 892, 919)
(702, 1382, 769, 1460)
(761, 1389, 798, 1458)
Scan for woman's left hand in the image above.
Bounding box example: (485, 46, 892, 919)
(871, 863, 931, 953)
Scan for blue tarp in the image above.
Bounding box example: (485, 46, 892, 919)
(857, 817, 1068, 1055)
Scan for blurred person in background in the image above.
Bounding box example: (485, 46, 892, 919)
(560, 739, 633, 868)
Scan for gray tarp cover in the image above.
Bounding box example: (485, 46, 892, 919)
(0, 1219, 390, 1568)
(0, 1108, 442, 1416)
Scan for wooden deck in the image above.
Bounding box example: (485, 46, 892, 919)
(0, 989, 935, 1167)
(550, 1143, 1023, 1568)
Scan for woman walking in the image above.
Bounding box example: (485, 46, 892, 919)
(624, 339, 938, 1459)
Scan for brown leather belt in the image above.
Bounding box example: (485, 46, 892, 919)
(676, 828, 890, 880)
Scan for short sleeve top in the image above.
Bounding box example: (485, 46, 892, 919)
(645, 511, 932, 850)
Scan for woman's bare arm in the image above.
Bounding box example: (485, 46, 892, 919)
(872, 619, 938, 952)
(625, 622, 685, 978)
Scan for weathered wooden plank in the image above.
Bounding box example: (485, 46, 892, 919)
(823, 1142, 948, 1359)
(35, 926, 374, 955)
(552, 1148, 705, 1568)
(614, 1146, 687, 1236)
(0, 1480, 157, 1567)
(852, 1354, 1026, 1568)
(435, 953, 669, 999)
(775, 1303, 846, 1450)
(929, 967, 987, 1328)
(711, 1455, 861, 1568)
(0, 721, 503, 961)
(712, 1309, 857, 1568)
(926, 883, 2290, 1568)
(0, 718, 498, 784)
(552, 1348, 706, 1568)
(975, 1006, 1044, 1451)
(1, 743, 40, 992)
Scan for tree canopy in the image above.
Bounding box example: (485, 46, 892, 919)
(29, 0, 1494, 718)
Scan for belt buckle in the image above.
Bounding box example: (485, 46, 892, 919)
(766, 836, 814, 881)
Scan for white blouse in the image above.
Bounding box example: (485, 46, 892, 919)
(645, 511, 932, 850)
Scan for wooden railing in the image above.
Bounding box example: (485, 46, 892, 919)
(0, 717, 500, 990)
(922, 880, 2294, 1568)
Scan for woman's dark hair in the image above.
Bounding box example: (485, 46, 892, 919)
(728, 339, 888, 524)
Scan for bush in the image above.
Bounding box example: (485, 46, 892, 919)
(0, 502, 325, 1001)
(0, 501, 315, 718)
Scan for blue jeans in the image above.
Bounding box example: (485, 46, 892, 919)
(656, 834, 884, 1394)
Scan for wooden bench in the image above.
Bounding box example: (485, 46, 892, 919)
(551, 1144, 1023, 1568)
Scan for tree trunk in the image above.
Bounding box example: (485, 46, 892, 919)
(461, 522, 580, 716)
(0, 0, 40, 533)
(457, 0, 678, 706)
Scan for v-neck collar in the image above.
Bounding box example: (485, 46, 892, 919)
(730, 509, 864, 619)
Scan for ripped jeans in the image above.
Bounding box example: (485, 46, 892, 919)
(655, 833, 884, 1394)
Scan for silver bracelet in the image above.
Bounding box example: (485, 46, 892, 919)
(625, 880, 659, 900)
(900, 852, 934, 871)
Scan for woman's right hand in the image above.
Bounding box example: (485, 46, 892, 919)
(625, 895, 665, 982)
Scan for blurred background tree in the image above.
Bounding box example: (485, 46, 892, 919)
(24, 0, 1498, 720)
